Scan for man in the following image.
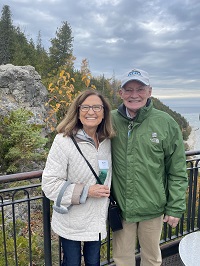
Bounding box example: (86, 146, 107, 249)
(111, 68, 188, 266)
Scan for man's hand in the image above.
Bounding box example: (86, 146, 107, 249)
(163, 215, 180, 228)
(88, 184, 110, 198)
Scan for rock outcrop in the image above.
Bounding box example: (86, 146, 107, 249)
(0, 64, 48, 125)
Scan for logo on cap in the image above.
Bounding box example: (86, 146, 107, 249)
(127, 70, 142, 77)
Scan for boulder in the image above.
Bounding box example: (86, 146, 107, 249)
(0, 64, 48, 125)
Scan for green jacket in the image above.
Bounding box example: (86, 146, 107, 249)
(111, 99, 188, 222)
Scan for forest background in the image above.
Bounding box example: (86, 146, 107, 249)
(0, 5, 191, 175)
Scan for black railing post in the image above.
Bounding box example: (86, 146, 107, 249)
(195, 158, 200, 229)
(43, 192, 52, 266)
(198, 187, 200, 229)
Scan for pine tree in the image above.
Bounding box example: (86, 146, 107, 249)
(0, 5, 13, 64)
(35, 30, 50, 77)
(49, 21, 74, 70)
(0, 109, 48, 174)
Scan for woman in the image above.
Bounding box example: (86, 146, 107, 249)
(42, 90, 115, 266)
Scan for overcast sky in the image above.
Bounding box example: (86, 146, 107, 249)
(1, 0, 200, 100)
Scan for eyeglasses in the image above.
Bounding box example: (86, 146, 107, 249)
(123, 85, 148, 95)
(79, 105, 104, 112)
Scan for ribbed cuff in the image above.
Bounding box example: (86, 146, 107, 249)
(71, 184, 84, 205)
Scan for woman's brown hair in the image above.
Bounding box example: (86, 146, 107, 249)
(56, 90, 115, 141)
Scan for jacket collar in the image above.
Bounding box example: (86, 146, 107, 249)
(75, 129, 97, 146)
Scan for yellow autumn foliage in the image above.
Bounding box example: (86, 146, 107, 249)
(45, 67, 96, 132)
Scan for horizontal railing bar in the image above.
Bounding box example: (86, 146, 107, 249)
(185, 150, 200, 156)
(0, 196, 43, 207)
(0, 183, 41, 193)
(0, 170, 43, 183)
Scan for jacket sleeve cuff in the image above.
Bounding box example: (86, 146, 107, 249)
(71, 184, 84, 205)
(80, 185, 89, 204)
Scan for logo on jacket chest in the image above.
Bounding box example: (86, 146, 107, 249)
(150, 132, 160, 143)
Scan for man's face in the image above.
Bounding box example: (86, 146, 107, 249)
(119, 80, 152, 117)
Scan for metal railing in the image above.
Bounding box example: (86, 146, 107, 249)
(0, 150, 200, 266)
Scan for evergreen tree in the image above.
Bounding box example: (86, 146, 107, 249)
(36, 30, 43, 52)
(0, 108, 48, 174)
(49, 21, 74, 71)
(35, 30, 50, 77)
(0, 5, 13, 64)
(0, 5, 49, 73)
(11, 27, 32, 65)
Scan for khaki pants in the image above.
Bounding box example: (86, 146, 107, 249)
(112, 215, 163, 266)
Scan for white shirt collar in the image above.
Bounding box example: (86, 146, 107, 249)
(126, 107, 134, 118)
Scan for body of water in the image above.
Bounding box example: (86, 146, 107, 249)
(159, 97, 200, 153)
(159, 97, 200, 115)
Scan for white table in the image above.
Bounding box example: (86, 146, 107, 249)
(179, 231, 200, 266)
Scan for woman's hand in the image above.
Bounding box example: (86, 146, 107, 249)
(88, 184, 110, 198)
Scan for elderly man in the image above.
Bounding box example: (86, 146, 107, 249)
(111, 68, 188, 266)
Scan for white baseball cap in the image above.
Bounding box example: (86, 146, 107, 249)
(121, 68, 150, 87)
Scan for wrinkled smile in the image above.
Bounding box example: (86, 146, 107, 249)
(128, 99, 141, 103)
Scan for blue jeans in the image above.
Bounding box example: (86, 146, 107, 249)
(61, 237, 101, 266)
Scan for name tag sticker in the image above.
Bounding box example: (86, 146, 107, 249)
(98, 160, 109, 170)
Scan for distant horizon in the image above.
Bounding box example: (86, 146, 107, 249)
(153, 88, 200, 100)
(159, 97, 200, 115)
(158, 95, 200, 100)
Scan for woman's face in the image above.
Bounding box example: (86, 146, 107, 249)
(79, 95, 104, 132)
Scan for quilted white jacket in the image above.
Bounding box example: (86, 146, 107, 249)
(42, 132, 112, 241)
